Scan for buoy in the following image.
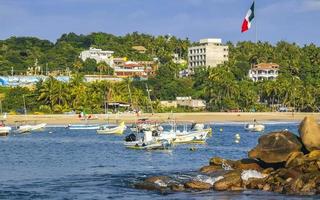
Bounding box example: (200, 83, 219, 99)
(49, 131, 53, 134)
(220, 128, 223, 132)
(235, 133, 240, 139)
(235, 139, 240, 144)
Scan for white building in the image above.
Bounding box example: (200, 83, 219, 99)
(249, 63, 280, 82)
(188, 38, 228, 69)
(80, 47, 114, 67)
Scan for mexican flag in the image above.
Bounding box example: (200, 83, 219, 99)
(241, 1, 255, 33)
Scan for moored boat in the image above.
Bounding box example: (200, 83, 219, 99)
(244, 123, 265, 132)
(0, 120, 11, 136)
(124, 131, 172, 150)
(67, 124, 101, 130)
(15, 123, 47, 134)
(97, 122, 127, 135)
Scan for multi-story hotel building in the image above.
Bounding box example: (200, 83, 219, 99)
(188, 38, 228, 69)
(80, 47, 114, 67)
(249, 63, 280, 82)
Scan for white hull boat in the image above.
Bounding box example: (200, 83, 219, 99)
(67, 124, 101, 130)
(15, 123, 47, 134)
(0, 126, 11, 136)
(244, 123, 265, 132)
(174, 129, 210, 143)
(97, 122, 127, 135)
(124, 131, 172, 150)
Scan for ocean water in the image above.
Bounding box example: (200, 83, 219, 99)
(0, 122, 315, 200)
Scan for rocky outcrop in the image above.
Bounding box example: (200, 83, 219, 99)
(299, 116, 320, 151)
(249, 131, 302, 163)
(184, 180, 212, 190)
(134, 117, 320, 196)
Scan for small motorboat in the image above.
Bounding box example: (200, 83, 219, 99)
(155, 123, 211, 144)
(244, 123, 265, 132)
(97, 122, 127, 135)
(15, 123, 47, 134)
(0, 120, 11, 136)
(124, 131, 172, 150)
(67, 124, 101, 130)
(130, 118, 159, 133)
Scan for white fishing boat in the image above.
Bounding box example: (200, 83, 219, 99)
(124, 131, 172, 150)
(155, 123, 211, 144)
(244, 123, 265, 132)
(130, 118, 159, 133)
(67, 124, 101, 130)
(15, 123, 47, 134)
(97, 122, 127, 135)
(0, 120, 11, 136)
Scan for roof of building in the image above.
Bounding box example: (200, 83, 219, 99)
(132, 46, 147, 51)
(253, 63, 280, 69)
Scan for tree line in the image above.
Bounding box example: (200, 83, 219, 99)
(1, 32, 320, 113)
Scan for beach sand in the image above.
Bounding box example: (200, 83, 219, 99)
(3, 112, 318, 125)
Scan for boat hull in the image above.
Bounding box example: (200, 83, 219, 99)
(0, 127, 11, 136)
(15, 123, 46, 134)
(67, 124, 101, 130)
(97, 125, 126, 135)
(244, 124, 265, 132)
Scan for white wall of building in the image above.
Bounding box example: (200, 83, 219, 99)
(188, 38, 228, 69)
(80, 47, 114, 67)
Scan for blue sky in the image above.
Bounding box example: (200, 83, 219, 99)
(1, 0, 320, 45)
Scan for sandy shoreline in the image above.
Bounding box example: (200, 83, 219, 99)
(2, 112, 317, 125)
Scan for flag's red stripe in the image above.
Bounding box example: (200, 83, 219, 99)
(241, 19, 249, 33)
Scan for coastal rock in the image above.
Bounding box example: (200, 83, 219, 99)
(184, 180, 212, 190)
(134, 176, 171, 191)
(234, 158, 262, 171)
(299, 116, 320, 151)
(213, 170, 242, 191)
(209, 157, 235, 168)
(168, 183, 185, 192)
(248, 131, 302, 163)
(200, 165, 223, 174)
(285, 151, 304, 168)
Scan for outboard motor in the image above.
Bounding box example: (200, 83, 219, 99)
(125, 133, 136, 142)
(152, 130, 159, 136)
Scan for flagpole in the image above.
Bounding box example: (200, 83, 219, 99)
(254, 0, 257, 44)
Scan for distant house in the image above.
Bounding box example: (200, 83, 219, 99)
(80, 47, 114, 67)
(160, 97, 206, 109)
(114, 61, 158, 78)
(132, 46, 147, 54)
(249, 63, 280, 82)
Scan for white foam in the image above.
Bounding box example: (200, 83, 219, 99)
(194, 175, 224, 185)
(241, 170, 267, 181)
(154, 179, 167, 187)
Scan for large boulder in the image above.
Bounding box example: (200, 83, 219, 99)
(213, 170, 242, 191)
(299, 116, 320, 151)
(249, 131, 302, 163)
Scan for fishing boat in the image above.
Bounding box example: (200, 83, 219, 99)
(15, 123, 47, 134)
(244, 120, 265, 132)
(244, 123, 265, 132)
(97, 122, 127, 135)
(130, 118, 159, 133)
(155, 122, 211, 144)
(0, 120, 11, 136)
(124, 131, 172, 150)
(67, 124, 101, 130)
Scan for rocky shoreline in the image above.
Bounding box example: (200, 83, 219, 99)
(134, 116, 320, 196)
